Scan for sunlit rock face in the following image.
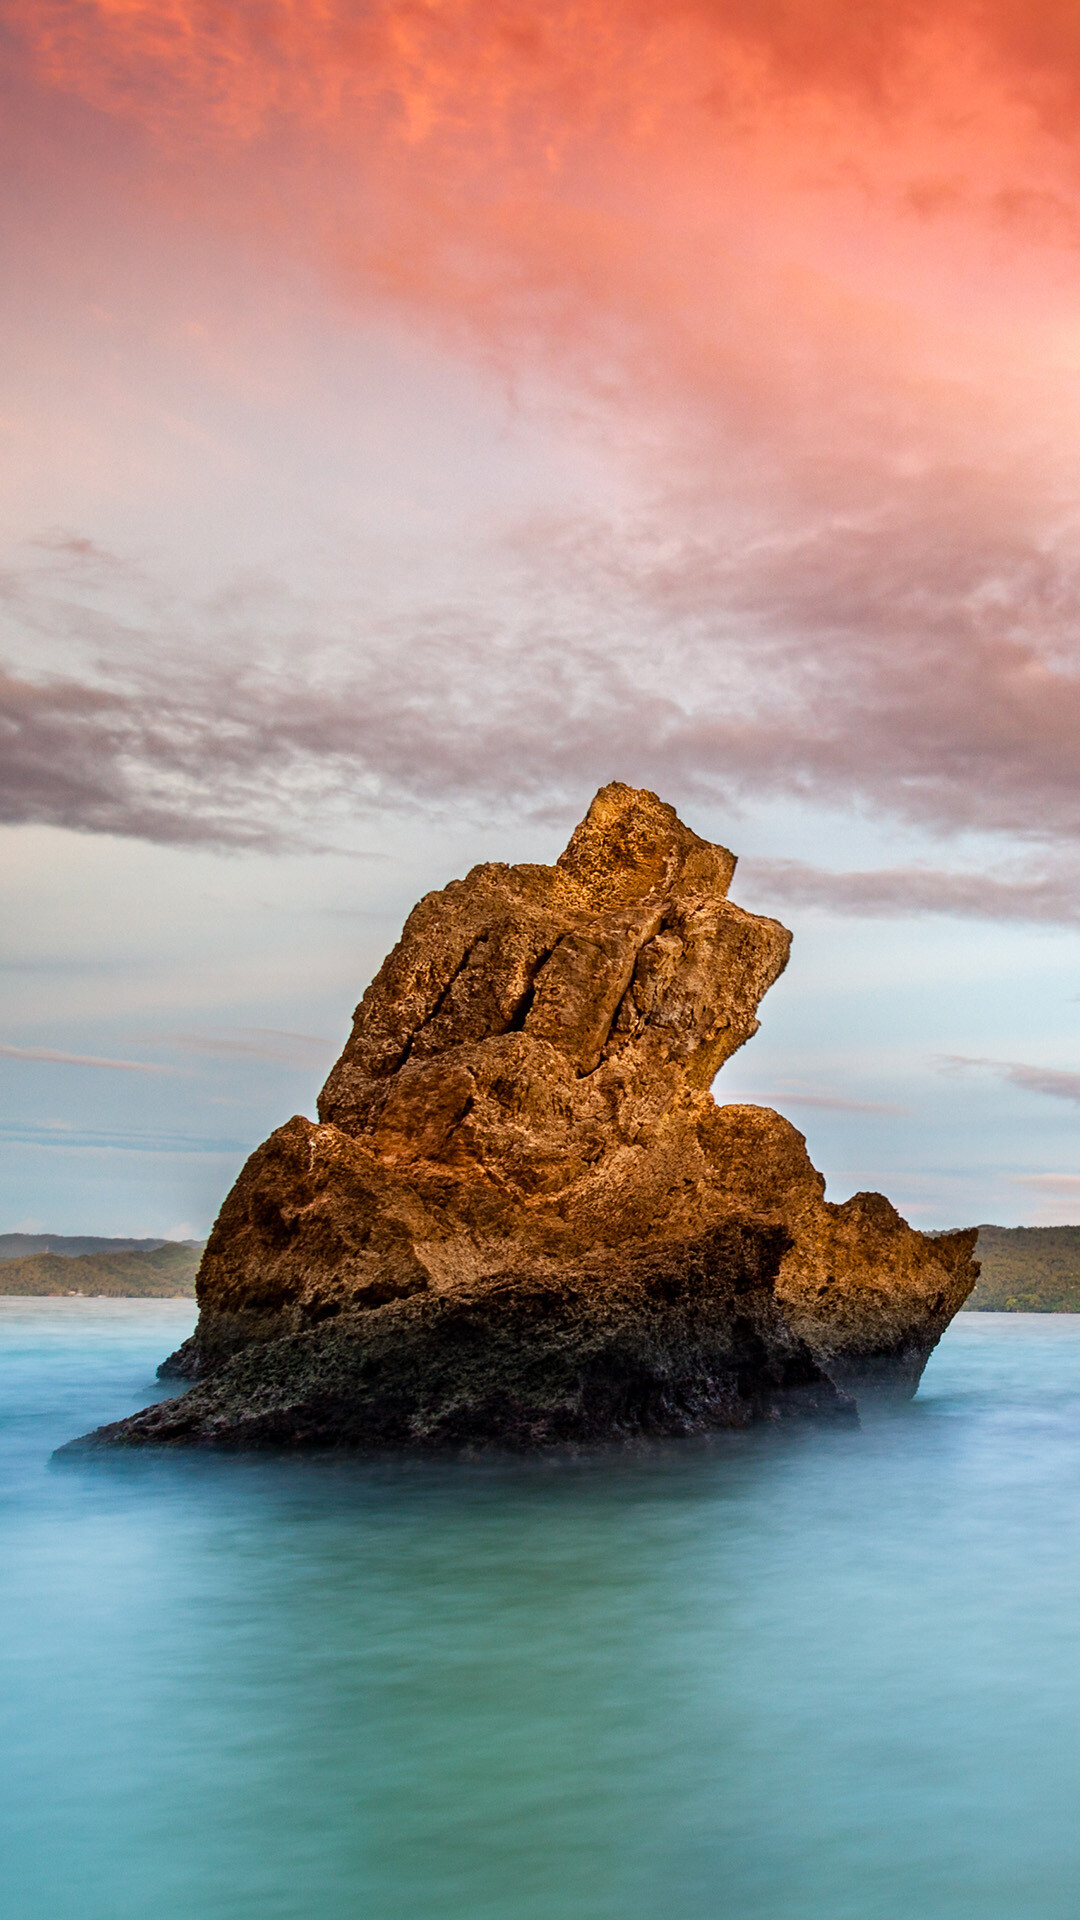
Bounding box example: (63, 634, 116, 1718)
(76, 784, 976, 1450)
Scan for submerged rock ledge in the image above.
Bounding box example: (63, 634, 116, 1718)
(69, 784, 977, 1452)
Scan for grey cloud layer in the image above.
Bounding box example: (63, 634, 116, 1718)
(6, 456, 1080, 901)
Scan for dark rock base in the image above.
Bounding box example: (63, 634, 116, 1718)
(65, 1232, 857, 1451)
(156, 1334, 202, 1380)
(823, 1345, 939, 1403)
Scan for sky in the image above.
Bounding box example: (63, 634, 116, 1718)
(3, 0, 1080, 1235)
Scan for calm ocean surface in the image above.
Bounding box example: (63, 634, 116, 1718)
(4, 1303, 1080, 1919)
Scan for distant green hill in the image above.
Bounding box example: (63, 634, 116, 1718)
(0, 1233, 181, 1261)
(963, 1226, 1080, 1312)
(0, 1242, 201, 1297)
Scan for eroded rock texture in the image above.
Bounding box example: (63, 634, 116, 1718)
(74, 784, 977, 1451)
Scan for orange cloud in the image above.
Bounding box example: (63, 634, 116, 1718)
(6, 1, 1080, 367)
(8, 4, 1080, 550)
(3, 4, 1074, 191)
(8, 3, 1080, 156)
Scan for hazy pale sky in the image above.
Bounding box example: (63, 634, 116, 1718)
(4, 0, 1080, 1235)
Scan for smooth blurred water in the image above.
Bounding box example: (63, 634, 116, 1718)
(4, 1303, 1080, 1919)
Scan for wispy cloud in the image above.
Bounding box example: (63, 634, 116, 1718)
(0, 1043, 181, 1074)
(773, 1093, 907, 1116)
(0, 1119, 250, 1153)
(942, 1057, 1080, 1106)
(1001, 1172, 1080, 1224)
(740, 859, 1080, 927)
(721, 1083, 906, 1116)
(1011, 1174, 1080, 1194)
(152, 1029, 333, 1063)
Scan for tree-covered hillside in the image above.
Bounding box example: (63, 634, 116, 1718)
(964, 1226, 1080, 1312)
(0, 1242, 200, 1297)
(0, 1233, 177, 1260)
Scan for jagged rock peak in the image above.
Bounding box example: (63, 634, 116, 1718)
(554, 782, 738, 906)
(318, 780, 788, 1146)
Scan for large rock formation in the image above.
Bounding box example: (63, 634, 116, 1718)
(72, 784, 977, 1451)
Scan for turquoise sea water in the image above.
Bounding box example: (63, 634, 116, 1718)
(4, 1303, 1080, 1919)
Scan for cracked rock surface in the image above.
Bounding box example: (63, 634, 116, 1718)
(70, 784, 977, 1451)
